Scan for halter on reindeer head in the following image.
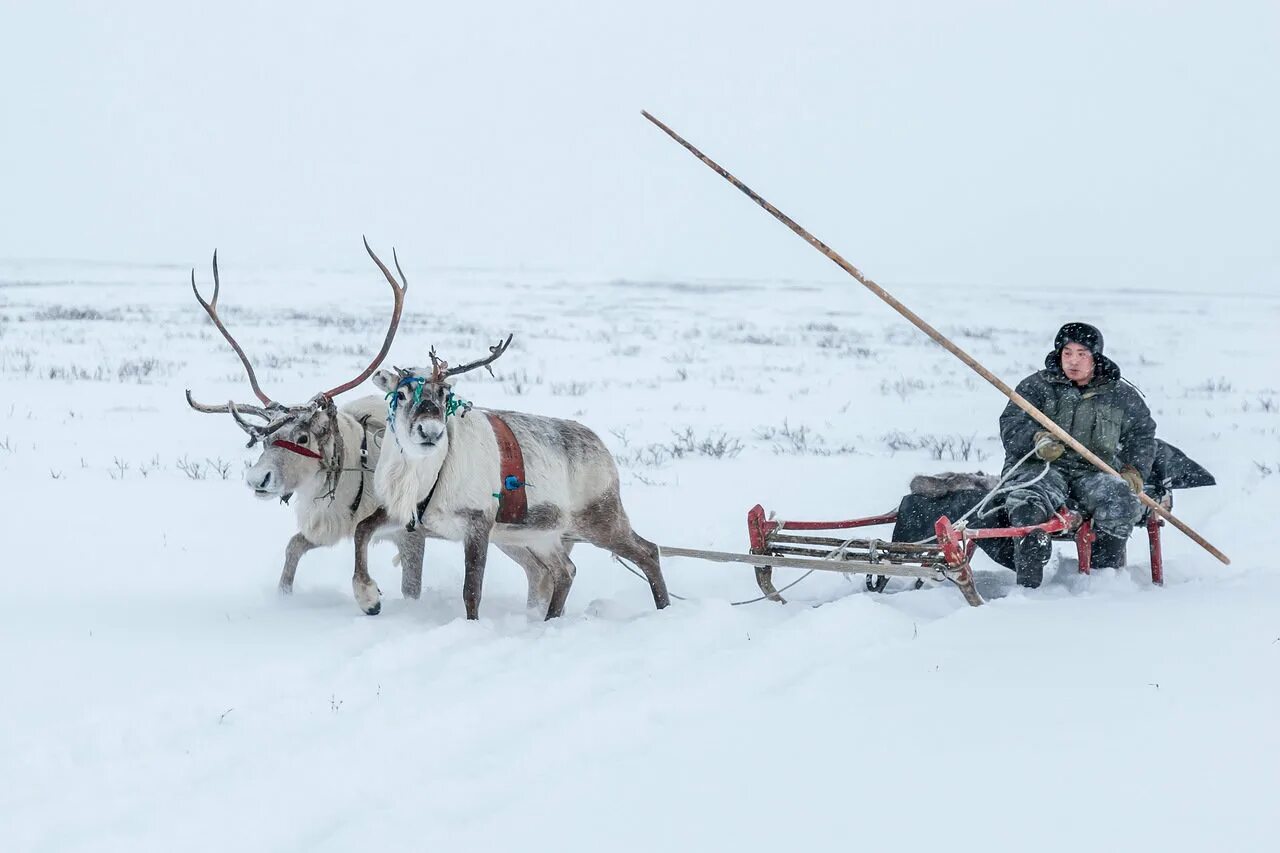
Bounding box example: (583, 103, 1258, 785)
(185, 237, 408, 504)
(374, 334, 513, 455)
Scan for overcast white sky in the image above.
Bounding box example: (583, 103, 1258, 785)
(1, 1, 1275, 291)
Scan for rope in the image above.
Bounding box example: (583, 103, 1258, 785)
(971, 444, 1053, 521)
(901, 443, 1051, 545)
(728, 570, 815, 606)
(613, 556, 690, 602)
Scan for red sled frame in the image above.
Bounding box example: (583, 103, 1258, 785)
(746, 498, 1167, 608)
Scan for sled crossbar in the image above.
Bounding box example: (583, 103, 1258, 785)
(658, 545, 947, 580)
(766, 512, 900, 531)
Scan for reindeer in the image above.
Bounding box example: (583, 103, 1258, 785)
(185, 239, 423, 614)
(355, 339, 671, 621)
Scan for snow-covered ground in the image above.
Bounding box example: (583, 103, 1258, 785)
(1, 256, 1276, 851)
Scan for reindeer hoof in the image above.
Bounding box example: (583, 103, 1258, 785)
(353, 578, 382, 615)
(278, 582, 293, 596)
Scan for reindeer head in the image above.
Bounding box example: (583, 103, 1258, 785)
(186, 237, 408, 503)
(208, 395, 340, 501)
(373, 334, 512, 458)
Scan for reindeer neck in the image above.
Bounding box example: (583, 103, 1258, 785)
(376, 413, 476, 526)
(294, 411, 367, 512)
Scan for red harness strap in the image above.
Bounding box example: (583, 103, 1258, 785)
(271, 439, 323, 460)
(485, 413, 528, 524)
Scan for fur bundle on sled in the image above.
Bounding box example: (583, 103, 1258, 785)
(908, 471, 999, 499)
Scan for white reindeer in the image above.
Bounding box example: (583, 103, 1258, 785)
(185, 239, 423, 613)
(354, 340, 671, 621)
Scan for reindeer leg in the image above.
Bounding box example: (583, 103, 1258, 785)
(496, 544, 553, 614)
(396, 526, 426, 600)
(545, 546, 578, 620)
(575, 493, 671, 611)
(462, 515, 491, 620)
(352, 507, 387, 615)
(610, 530, 671, 610)
(532, 549, 556, 613)
(279, 532, 318, 595)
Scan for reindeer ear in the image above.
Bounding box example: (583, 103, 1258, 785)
(372, 369, 398, 394)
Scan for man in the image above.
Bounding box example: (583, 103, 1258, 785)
(998, 322, 1156, 587)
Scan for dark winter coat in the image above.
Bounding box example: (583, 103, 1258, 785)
(999, 351, 1157, 480)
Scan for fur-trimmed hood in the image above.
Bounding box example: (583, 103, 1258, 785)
(1041, 349, 1121, 386)
(1043, 321, 1122, 386)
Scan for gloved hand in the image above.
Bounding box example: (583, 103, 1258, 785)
(1119, 465, 1144, 495)
(1033, 430, 1065, 462)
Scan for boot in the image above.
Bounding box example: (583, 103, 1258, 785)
(1091, 532, 1128, 569)
(1014, 530, 1052, 588)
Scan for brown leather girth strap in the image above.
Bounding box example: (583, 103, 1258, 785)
(485, 412, 528, 524)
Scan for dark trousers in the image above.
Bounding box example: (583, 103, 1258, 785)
(1003, 466, 1142, 542)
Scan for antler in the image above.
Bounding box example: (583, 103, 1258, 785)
(185, 389, 274, 418)
(191, 251, 274, 406)
(442, 334, 514, 379)
(427, 346, 448, 383)
(229, 402, 293, 440)
(319, 236, 409, 399)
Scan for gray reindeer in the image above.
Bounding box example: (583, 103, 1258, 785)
(354, 340, 671, 620)
(186, 240, 424, 613)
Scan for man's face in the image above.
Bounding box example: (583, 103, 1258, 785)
(1060, 342, 1095, 386)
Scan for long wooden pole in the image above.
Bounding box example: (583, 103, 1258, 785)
(642, 109, 1229, 566)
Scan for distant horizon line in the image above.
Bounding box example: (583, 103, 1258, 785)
(0, 255, 1272, 301)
